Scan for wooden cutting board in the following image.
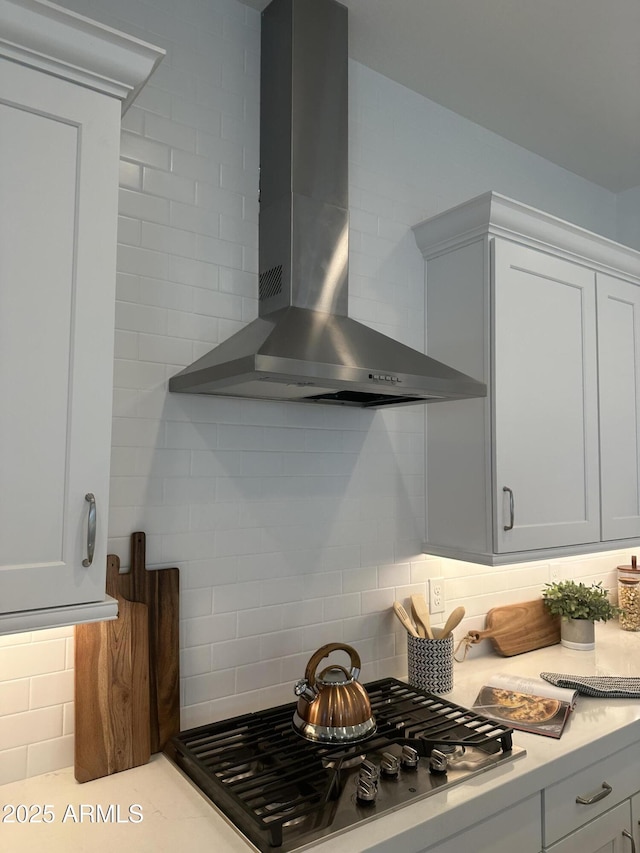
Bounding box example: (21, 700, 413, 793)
(128, 531, 180, 753)
(74, 555, 151, 782)
(470, 599, 561, 656)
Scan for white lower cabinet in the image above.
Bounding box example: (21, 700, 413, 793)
(422, 794, 542, 853)
(542, 742, 640, 852)
(544, 802, 633, 853)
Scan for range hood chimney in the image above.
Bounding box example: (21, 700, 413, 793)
(169, 0, 486, 408)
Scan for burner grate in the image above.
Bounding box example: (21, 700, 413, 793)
(366, 680, 514, 754)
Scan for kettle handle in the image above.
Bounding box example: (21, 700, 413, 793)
(304, 643, 362, 686)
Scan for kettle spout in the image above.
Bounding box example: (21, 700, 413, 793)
(294, 678, 318, 704)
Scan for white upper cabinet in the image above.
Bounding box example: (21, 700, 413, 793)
(597, 272, 640, 541)
(492, 239, 600, 552)
(0, 0, 163, 633)
(413, 192, 640, 565)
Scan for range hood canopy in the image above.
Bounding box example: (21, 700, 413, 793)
(169, 0, 486, 408)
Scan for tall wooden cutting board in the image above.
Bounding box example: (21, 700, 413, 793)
(74, 555, 150, 782)
(470, 599, 561, 656)
(129, 531, 180, 753)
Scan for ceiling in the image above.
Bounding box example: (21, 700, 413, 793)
(241, 0, 640, 193)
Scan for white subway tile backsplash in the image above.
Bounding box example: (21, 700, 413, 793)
(236, 659, 282, 694)
(169, 254, 220, 289)
(259, 629, 304, 661)
(214, 582, 261, 613)
(166, 308, 219, 342)
(26, 734, 74, 778)
(113, 357, 167, 391)
(361, 588, 396, 614)
(184, 669, 235, 706)
(29, 671, 74, 710)
(237, 605, 283, 638)
(170, 200, 219, 237)
(0, 680, 29, 716)
(0, 640, 66, 680)
(119, 187, 170, 225)
(145, 111, 197, 153)
(143, 166, 196, 204)
(0, 747, 28, 786)
(117, 244, 170, 280)
(184, 613, 236, 648)
(195, 232, 243, 268)
(119, 159, 143, 190)
(141, 221, 197, 257)
(378, 562, 411, 589)
(0, 706, 63, 751)
(121, 129, 171, 170)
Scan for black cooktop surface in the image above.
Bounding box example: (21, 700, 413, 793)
(169, 677, 526, 852)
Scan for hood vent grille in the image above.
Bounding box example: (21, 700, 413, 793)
(259, 266, 283, 301)
(168, 0, 486, 408)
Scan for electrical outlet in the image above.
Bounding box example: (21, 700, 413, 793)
(549, 564, 561, 582)
(429, 578, 445, 614)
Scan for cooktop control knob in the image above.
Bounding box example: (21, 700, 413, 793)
(429, 748, 449, 774)
(401, 745, 419, 770)
(359, 759, 379, 785)
(380, 752, 400, 777)
(356, 778, 378, 804)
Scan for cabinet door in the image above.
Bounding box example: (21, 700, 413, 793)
(493, 239, 600, 552)
(544, 801, 632, 853)
(597, 272, 640, 540)
(421, 794, 541, 853)
(0, 60, 119, 612)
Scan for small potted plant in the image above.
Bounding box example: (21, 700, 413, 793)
(542, 580, 621, 650)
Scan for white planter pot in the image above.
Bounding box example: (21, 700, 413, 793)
(561, 617, 595, 650)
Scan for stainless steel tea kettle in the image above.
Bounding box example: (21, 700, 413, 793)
(293, 643, 376, 743)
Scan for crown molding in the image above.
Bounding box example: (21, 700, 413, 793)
(0, 0, 164, 112)
(413, 192, 640, 282)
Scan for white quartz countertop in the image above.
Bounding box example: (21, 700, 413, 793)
(3, 621, 640, 853)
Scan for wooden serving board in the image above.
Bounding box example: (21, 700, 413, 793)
(129, 531, 180, 753)
(74, 555, 151, 782)
(475, 599, 561, 656)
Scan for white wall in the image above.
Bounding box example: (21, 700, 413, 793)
(617, 185, 640, 250)
(0, 0, 632, 785)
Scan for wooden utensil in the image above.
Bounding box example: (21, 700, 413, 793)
(393, 601, 419, 637)
(74, 555, 151, 782)
(410, 594, 434, 639)
(129, 531, 180, 753)
(468, 599, 560, 656)
(440, 606, 466, 638)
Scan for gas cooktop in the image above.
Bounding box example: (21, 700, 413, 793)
(169, 677, 526, 853)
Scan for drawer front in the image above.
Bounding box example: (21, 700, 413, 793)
(543, 742, 640, 845)
(424, 794, 542, 853)
(544, 800, 631, 852)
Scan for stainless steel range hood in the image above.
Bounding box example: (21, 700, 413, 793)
(169, 0, 486, 408)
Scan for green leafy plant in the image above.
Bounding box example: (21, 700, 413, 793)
(542, 580, 621, 622)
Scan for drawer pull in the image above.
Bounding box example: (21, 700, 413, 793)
(622, 829, 636, 853)
(575, 781, 612, 804)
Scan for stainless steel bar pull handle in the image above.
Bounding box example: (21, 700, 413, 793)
(575, 781, 612, 804)
(82, 493, 96, 568)
(503, 486, 514, 531)
(622, 829, 636, 853)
